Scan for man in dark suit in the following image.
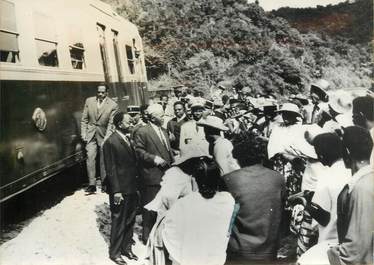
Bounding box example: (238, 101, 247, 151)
(134, 103, 174, 244)
(166, 101, 189, 152)
(103, 112, 139, 265)
(81, 83, 118, 193)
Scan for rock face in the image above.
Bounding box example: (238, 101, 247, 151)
(105, 0, 372, 95)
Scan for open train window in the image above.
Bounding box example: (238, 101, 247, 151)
(69, 27, 85, 69)
(34, 12, 59, 67)
(0, 0, 20, 63)
(125, 45, 135, 74)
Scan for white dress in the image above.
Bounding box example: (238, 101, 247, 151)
(162, 192, 235, 265)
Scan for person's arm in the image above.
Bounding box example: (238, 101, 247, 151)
(328, 187, 373, 265)
(80, 99, 89, 142)
(102, 141, 120, 193)
(105, 103, 119, 139)
(307, 202, 330, 226)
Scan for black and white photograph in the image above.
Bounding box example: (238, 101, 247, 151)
(0, 0, 373, 264)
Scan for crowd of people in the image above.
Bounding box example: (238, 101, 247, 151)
(80, 81, 374, 265)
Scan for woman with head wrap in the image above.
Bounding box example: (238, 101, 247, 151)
(161, 157, 235, 265)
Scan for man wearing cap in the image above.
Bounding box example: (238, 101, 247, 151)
(167, 101, 189, 152)
(127, 105, 145, 139)
(198, 116, 240, 175)
(134, 103, 174, 244)
(305, 79, 330, 125)
(179, 99, 209, 155)
(81, 83, 118, 194)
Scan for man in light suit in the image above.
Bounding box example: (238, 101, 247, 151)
(81, 84, 118, 194)
(103, 112, 138, 265)
(134, 103, 174, 243)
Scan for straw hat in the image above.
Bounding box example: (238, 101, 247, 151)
(278, 103, 302, 117)
(197, 116, 229, 131)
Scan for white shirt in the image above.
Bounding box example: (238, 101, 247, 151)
(214, 137, 240, 175)
(150, 122, 169, 151)
(97, 97, 107, 109)
(312, 160, 351, 243)
(179, 120, 209, 155)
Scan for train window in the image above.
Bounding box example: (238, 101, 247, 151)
(112, 30, 123, 81)
(125, 45, 135, 74)
(34, 12, 59, 67)
(35, 40, 58, 67)
(69, 28, 85, 69)
(70, 45, 85, 69)
(0, 0, 20, 63)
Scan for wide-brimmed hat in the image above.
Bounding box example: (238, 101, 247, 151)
(127, 105, 141, 114)
(310, 79, 329, 102)
(172, 145, 211, 165)
(328, 91, 353, 114)
(278, 103, 302, 117)
(197, 116, 229, 131)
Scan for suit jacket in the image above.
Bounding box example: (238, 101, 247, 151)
(166, 115, 189, 150)
(102, 131, 138, 195)
(134, 124, 174, 186)
(223, 165, 285, 261)
(81, 96, 118, 145)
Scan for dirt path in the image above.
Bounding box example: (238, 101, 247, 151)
(0, 190, 146, 265)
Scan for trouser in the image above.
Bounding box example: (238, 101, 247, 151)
(109, 193, 138, 259)
(85, 138, 105, 186)
(141, 185, 161, 244)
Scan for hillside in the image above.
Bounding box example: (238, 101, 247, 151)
(272, 0, 373, 44)
(104, 0, 372, 96)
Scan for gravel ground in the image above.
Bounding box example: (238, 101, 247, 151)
(0, 182, 296, 265)
(0, 189, 146, 265)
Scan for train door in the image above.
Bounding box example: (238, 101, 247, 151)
(96, 23, 110, 83)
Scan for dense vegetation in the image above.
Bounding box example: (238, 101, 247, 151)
(272, 0, 373, 44)
(105, 0, 372, 97)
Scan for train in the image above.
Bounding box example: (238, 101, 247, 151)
(0, 0, 148, 202)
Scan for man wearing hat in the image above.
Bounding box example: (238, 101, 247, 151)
(179, 99, 209, 155)
(198, 116, 240, 175)
(127, 105, 145, 139)
(305, 79, 330, 124)
(134, 103, 174, 244)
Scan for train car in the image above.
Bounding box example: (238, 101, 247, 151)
(0, 0, 148, 202)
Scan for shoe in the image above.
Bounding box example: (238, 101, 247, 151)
(122, 250, 138, 261)
(110, 256, 127, 265)
(85, 185, 96, 193)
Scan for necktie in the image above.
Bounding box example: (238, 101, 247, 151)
(158, 127, 169, 151)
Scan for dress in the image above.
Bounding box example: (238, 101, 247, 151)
(162, 192, 235, 265)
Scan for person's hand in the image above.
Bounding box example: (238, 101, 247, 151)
(154, 156, 168, 167)
(113, 193, 124, 205)
(169, 132, 176, 142)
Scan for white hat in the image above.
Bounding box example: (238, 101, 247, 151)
(278, 103, 302, 117)
(328, 90, 353, 114)
(197, 116, 229, 131)
(147, 103, 164, 116)
(172, 145, 211, 165)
